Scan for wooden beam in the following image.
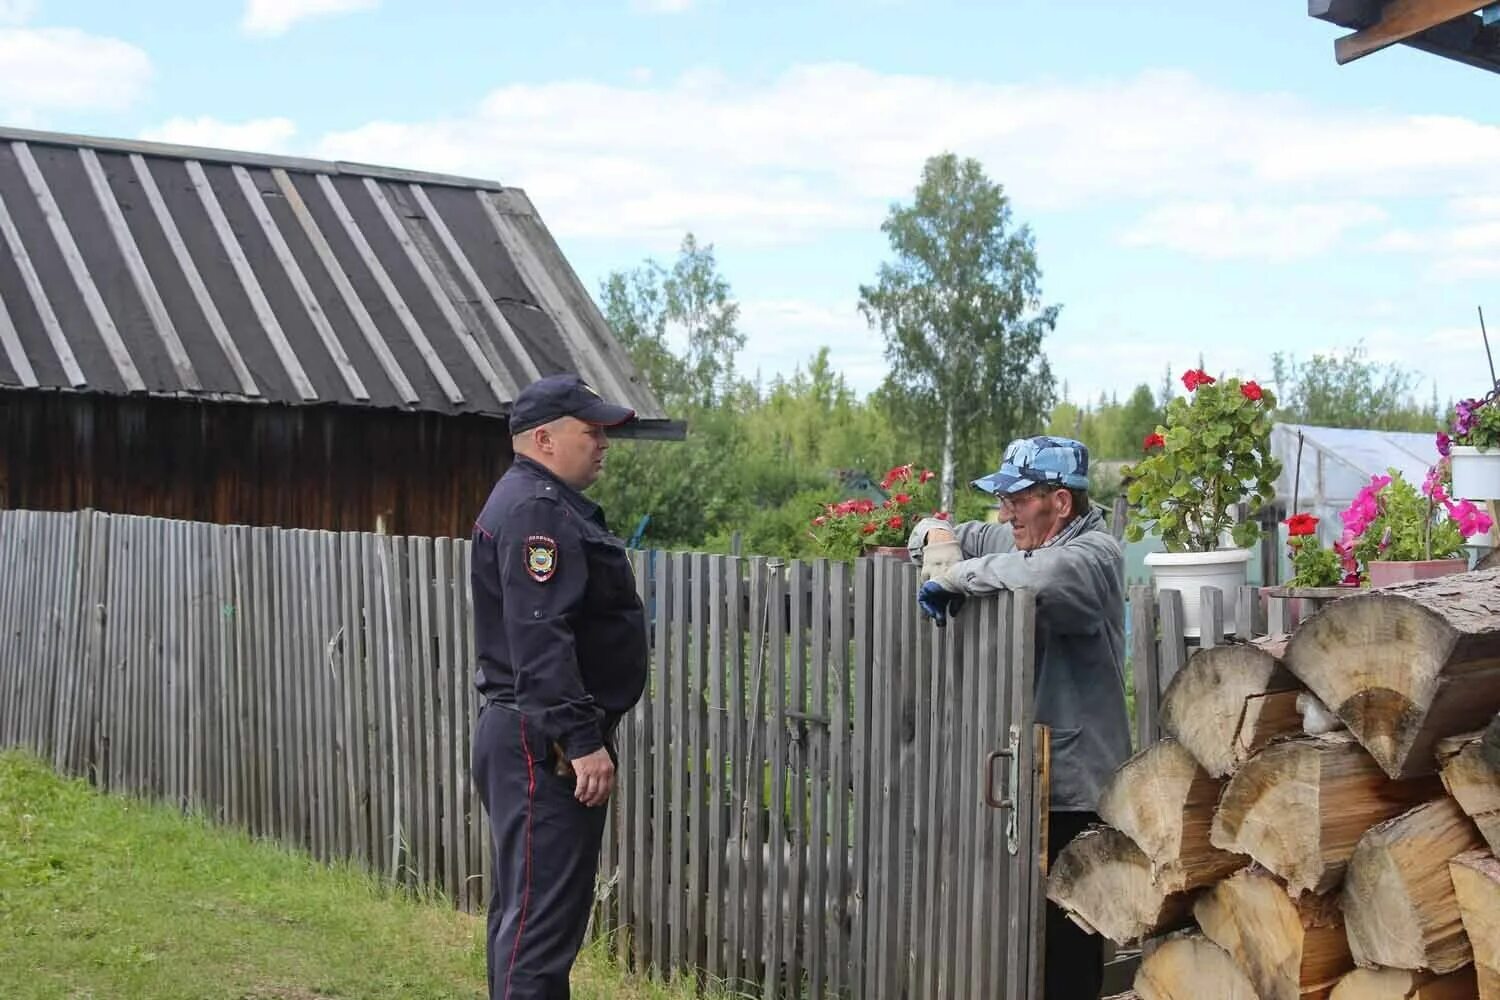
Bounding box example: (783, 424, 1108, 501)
(1334, 1, 1491, 64)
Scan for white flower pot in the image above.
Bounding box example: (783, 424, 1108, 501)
(1450, 445, 1500, 501)
(1144, 548, 1253, 638)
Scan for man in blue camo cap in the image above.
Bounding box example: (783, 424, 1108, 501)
(909, 435, 1129, 1000)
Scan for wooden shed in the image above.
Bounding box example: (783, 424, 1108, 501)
(0, 126, 676, 538)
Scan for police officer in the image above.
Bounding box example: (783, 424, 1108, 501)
(910, 437, 1131, 1000)
(471, 373, 649, 1000)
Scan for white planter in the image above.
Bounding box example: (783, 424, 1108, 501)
(1145, 548, 1253, 638)
(1450, 445, 1500, 501)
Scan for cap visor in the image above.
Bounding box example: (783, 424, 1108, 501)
(971, 470, 1035, 495)
(576, 401, 636, 427)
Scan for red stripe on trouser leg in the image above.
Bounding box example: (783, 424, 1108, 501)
(504, 717, 537, 999)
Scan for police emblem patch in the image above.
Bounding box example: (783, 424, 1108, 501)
(525, 535, 558, 582)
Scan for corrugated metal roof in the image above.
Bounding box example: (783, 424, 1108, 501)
(0, 125, 670, 428)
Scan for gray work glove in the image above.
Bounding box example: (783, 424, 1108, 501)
(919, 538, 962, 584)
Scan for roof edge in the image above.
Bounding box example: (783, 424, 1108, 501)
(0, 124, 510, 193)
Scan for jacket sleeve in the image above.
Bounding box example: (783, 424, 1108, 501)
(907, 516, 1017, 560)
(940, 538, 1119, 636)
(496, 497, 605, 757)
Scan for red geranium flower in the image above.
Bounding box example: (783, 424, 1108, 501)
(893, 493, 912, 504)
(1181, 369, 1216, 391)
(812, 516, 827, 527)
(918, 469, 936, 484)
(886, 515, 904, 531)
(1143, 432, 1165, 450)
(1241, 381, 1263, 402)
(1285, 513, 1319, 537)
(861, 522, 879, 535)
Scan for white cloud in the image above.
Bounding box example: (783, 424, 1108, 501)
(736, 298, 884, 391)
(241, 0, 378, 37)
(0, 0, 36, 26)
(139, 116, 298, 154)
(310, 64, 1500, 249)
(0, 27, 151, 114)
(631, 0, 694, 12)
(1122, 201, 1387, 260)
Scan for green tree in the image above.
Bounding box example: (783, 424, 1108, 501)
(1272, 344, 1443, 432)
(859, 153, 1057, 510)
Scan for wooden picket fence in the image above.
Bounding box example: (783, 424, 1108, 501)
(0, 508, 1048, 1000)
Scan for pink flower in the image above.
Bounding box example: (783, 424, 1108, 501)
(1446, 499, 1494, 539)
(1422, 465, 1449, 504)
(1436, 432, 1451, 457)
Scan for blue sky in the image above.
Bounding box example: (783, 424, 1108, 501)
(2, 0, 1495, 407)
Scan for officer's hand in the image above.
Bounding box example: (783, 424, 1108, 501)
(570, 747, 615, 807)
(917, 579, 966, 627)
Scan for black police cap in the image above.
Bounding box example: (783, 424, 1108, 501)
(509, 373, 636, 435)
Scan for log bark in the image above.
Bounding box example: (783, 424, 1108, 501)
(1329, 967, 1480, 999)
(1342, 797, 1484, 974)
(1133, 934, 1259, 1000)
(1160, 636, 1297, 778)
(1284, 569, 1500, 780)
(1210, 733, 1444, 895)
(1449, 850, 1500, 1000)
(1096, 737, 1247, 893)
(1045, 826, 1193, 945)
(1439, 731, 1500, 854)
(1194, 868, 1353, 1000)
(1484, 711, 1500, 769)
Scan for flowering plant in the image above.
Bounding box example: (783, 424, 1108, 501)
(1333, 463, 1493, 579)
(1122, 368, 1282, 552)
(808, 463, 942, 558)
(1437, 392, 1500, 455)
(1283, 513, 1342, 588)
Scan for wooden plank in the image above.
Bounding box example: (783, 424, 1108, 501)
(1335, 0, 1490, 63)
(629, 550, 652, 973)
(185, 160, 316, 400)
(669, 551, 689, 975)
(705, 554, 728, 983)
(78, 147, 201, 390)
(724, 555, 747, 986)
(687, 553, 710, 972)
(364, 178, 512, 404)
(459, 540, 482, 912)
(806, 559, 831, 1000)
(405, 182, 539, 383)
(1006, 591, 1041, 1000)
(935, 582, 963, 1000)
(849, 558, 875, 997)
(919, 578, 946, 1000)
(0, 285, 38, 386)
(1236, 584, 1259, 641)
(130, 154, 259, 396)
(969, 591, 1002, 995)
(953, 573, 982, 998)
(11, 141, 146, 391)
(316, 174, 463, 404)
(786, 559, 808, 999)
(339, 531, 367, 866)
(743, 557, 769, 989)
(1267, 595, 1292, 635)
(1129, 586, 1161, 748)
(1157, 589, 1188, 690)
(416, 536, 440, 886)
(0, 184, 85, 386)
(271, 168, 416, 403)
(649, 553, 672, 975)
(1200, 587, 1225, 649)
(232, 165, 368, 401)
(433, 539, 458, 898)
(765, 558, 788, 1000)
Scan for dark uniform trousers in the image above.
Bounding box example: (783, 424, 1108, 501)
(473, 703, 610, 1000)
(1046, 810, 1104, 1000)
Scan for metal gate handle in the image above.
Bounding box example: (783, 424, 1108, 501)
(984, 725, 1022, 810)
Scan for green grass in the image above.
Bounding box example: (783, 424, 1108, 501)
(0, 751, 736, 1000)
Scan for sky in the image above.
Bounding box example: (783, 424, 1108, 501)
(2, 0, 1496, 407)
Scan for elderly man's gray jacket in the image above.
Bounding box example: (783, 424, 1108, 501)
(911, 508, 1132, 813)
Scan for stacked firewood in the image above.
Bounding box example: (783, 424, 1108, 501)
(1046, 569, 1500, 999)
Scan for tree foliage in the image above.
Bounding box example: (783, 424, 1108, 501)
(1272, 345, 1443, 432)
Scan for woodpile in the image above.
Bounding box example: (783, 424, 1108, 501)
(1046, 569, 1500, 997)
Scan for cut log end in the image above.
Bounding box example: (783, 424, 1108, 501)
(1160, 639, 1296, 778)
(1285, 570, 1500, 780)
(1045, 826, 1191, 945)
(1438, 732, 1500, 856)
(1329, 966, 1480, 1000)
(1342, 798, 1484, 975)
(1096, 738, 1246, 893)
(1133, 934, 1259, 1000)
(1449, 850, 1500, 1000)
(1194, 868, 1352, 1000)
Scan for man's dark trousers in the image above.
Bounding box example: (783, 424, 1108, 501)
(1045, 810, 1104, 1000)
(473, 703, 608, 1000)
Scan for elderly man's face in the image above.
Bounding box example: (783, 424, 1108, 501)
(1000, 486, 1072, 550)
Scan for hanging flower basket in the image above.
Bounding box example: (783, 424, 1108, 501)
(1449, 445, 1500, 501)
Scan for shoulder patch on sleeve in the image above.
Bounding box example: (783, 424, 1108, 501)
(525, 535, 558, 582)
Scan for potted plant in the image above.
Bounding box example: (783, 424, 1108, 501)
(1441, 392, 1500, 501)
(1122, 368, 1281, 636)
(1284, 513, 1343, 588)
(809, 463, 941, 560)
(1334, 463, 1493, 587)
